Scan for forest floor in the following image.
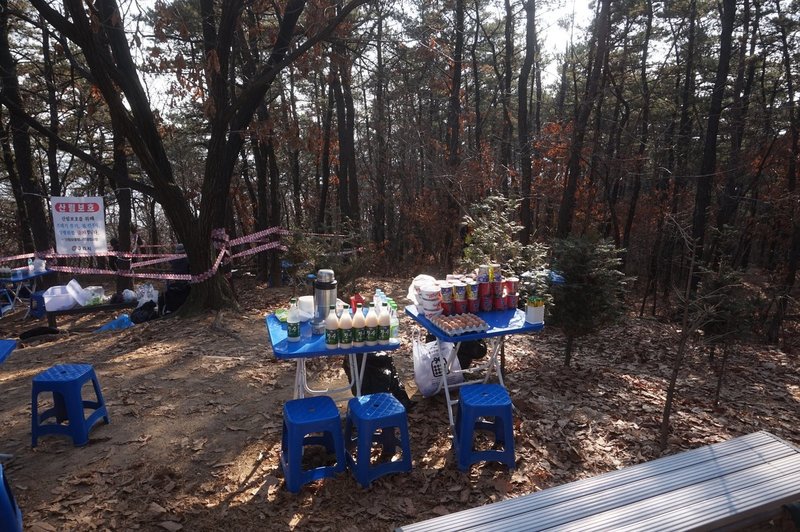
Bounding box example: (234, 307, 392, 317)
(0, 275, 798, 531)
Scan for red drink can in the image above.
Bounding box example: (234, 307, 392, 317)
(493, 295, 507, 311)
(453, 299, 468, 315)
(441, 301, 454, 316)
(492, 281, 504, 297)
(480, 296, 493, 312)
(467, 298, 479, 313)
(478, 282, 491, 297)
(506, 293, 519, 309)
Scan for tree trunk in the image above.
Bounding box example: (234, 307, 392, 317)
(556, 0, 611, 238)
(518, 0, 536, 245)
(0, 0, 51, 254)
(446, 0, 465, 168)
(500, 0, 514, 192)
(317, 88, 334, 232)
(0, 113, 33, 252)
(691, 0, 736, 267)
(374, 9, 387, 243)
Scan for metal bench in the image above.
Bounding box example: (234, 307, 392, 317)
(397, 431, 800, 531)
(46, 301, 138, 328)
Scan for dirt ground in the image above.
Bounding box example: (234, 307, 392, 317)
(1, 276, 798, 531)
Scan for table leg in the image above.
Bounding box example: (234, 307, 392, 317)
(294, 359, 306, 399)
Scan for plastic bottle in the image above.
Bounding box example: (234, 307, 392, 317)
(352, 303, 366, 347)
(27, 258, 33, 271)
(325, 305, 339, 349)
(389, 302, 400, 340)
(287, 297, 301, 342)
(338, 307, 353, 349)
(365, 302, 379, 346)
(378, 302, 390, 345)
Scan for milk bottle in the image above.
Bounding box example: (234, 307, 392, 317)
(325, 305, 339, 349)
(378, 303, 390, 345)
(287, 297, 300, 342)
(365, 302, 379, 346)
(338, 307, 353, 348)
(352, 303, 366, 347)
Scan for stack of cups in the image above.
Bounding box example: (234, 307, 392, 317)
(439, 282, 453, 316)
(465, 280, 479, 313)
(478, 279, 492, 312)
(491, 268, 506, 310)
(419, 284, 443, 317)
(452, 281, 467, 314)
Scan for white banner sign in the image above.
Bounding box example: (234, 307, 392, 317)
(50, 197, 108, 255)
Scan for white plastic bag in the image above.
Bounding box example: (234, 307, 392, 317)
(135, 283, 159, 308)
(412, 329, 463, 397)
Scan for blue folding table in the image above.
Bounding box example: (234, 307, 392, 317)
(405, 305, 543, 426)
(265, 314, 400, 398)
(0, 269, 51, 318)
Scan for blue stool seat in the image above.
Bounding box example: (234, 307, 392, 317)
(0, 464, 22, 532)
(29, 290, 46, 319)
(280, 395, 346, 493)
(454, 383, 515, 471)
(344, 393, 412, 488)
(31, 364, 110, 447)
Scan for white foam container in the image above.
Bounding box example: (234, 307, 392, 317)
(43, 286, 77, 311)
(66, 279, 91, 307)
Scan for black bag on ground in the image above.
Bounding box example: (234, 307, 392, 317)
(130, 301, 158, 324)
(160, 282, 190, 315)
(424, 333, 487, 370)
(342, 353, 413, 410)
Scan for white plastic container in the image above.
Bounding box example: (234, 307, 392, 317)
(85, 286, 105, 305)
(66, 279, 91, 307)
(43, 286, 77, 311)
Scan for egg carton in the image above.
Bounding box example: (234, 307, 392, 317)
(429, 314, 489, 336)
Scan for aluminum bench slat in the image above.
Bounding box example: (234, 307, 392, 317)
(552, 453, 800, 531)
(396, 432, 799, 532)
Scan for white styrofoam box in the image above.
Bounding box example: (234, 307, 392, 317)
(66, 279, 91, 307)
(43, 286, 77, 311)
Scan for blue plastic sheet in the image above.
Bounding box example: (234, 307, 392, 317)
(94, 314, 134, 333)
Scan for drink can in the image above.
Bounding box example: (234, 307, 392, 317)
(478, 282, 491, 297)
(493, 295, 507, 311)
(506, 293, 519, 309)
(478, 265, 490, 282)
(453, 299, 468, 315)
(452, 281, 467, 301)
(492, 280, 504, 297)
(441, 301, 454, 316)
(480, 296, 493, 312)
(467, 298, 480, 313)
(504, 277, 519, 294)
(439, 282, 453, 302)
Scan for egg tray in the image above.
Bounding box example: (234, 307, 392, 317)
(428, 313, 489, 336)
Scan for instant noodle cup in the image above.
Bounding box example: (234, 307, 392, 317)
(506, 293, 519, 309)
(453, 299, 468, 315)
(504, 277, 519, 294)
(492, 281, 504, 297)
(452, 281, 467, 301)
(465, 280, 478, 299)
(441, 301, 454, 316)
(439, 282, 453, 302)
(493, 295, 507, 311)
(480, 296, 493, 312)
(467, 298, 480, 313)
(478, 282, 491, 297)
(478, 265, 490, 282)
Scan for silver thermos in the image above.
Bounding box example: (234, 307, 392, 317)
(312, 269, 337, 335)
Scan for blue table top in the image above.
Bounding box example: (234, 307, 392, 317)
(265, 314, 400, 360)
(404, 304, 543, 342)
(0, 339, 16, 364)
(0, 269, 51, 282)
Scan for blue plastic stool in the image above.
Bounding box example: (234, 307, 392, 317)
(0, 464, 23, 532)
(29, 290, 45, 319)
(454, 384, 515, 471)
(31, 364, 110, 447)
(344, 393, 412, 488)
(280, 395, 346, 493)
